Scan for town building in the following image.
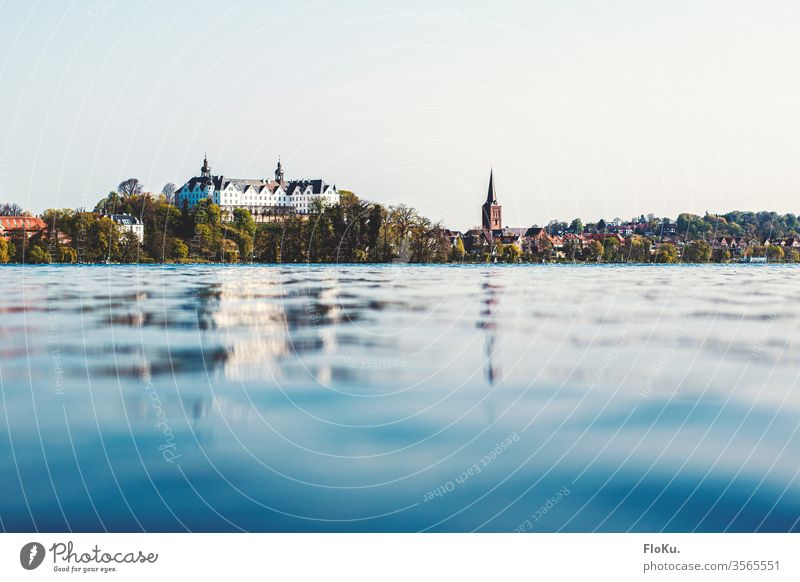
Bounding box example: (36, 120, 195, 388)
(0, 216, 46, 239)
(585, 233, 625, 245)
(441, 229, 463, 248)
(464, 170, 800, 262)
(176, 155, 339, 222)
(110, 214, 144, 243)
(462, 228, 493, 254)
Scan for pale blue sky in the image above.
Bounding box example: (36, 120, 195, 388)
(1, 0, 799, 229)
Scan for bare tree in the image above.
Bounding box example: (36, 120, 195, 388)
(0, 202, 24, 216)
(118, 178, 143, 198)
(388, 204, 418, 241)
(161, 182, 177, 204)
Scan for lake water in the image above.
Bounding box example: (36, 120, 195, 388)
(0, 264, 798, 532)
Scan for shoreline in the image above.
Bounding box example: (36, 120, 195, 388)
(0, 261, 790, 267)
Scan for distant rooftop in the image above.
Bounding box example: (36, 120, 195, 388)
(109, 214, 142, 226)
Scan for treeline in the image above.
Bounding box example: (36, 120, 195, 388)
(548, 211, 800, 241)
(1, 190, 453, 264)
(530, 237, 791, 265)
(675, 211, 800, 240)
(2, 184, 800, 264)
(254, 194, 451, 263)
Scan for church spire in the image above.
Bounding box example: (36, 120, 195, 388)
(275, 156, 284, 182)
(486, 167, 497, 205)
(481, 168, 502, 230)
(200, 153, 211, 178)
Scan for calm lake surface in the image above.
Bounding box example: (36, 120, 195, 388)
(0, 264, 798, 532)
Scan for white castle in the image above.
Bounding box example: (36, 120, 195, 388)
(176, 155, 339, 221)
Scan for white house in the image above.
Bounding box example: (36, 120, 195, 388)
(176, 155, 339, 222)
(110, 214, 144, 243)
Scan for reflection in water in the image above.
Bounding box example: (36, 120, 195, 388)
(0, 264, 799, 532)
(190, 270, 345, 383)
(479, 276, 503, 389)
(479, 275, 503, 425)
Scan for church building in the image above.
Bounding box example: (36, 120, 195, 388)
(481, 169, 502, 230)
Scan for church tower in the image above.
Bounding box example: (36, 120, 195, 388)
(481, 169, 502, 230)
(275, 157, 284, 183)
(199, 153, 214, 200)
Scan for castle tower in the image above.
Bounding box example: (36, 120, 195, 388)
(200, 153, 211, 178)
(275, 157, 284, 182)
(481, 169, 502, 230)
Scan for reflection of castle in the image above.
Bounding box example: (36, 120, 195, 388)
(193, 270, 340, 383)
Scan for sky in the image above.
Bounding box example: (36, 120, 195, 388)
(1, 0, 799, 230)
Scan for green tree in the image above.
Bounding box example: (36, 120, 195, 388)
(365, 203, 385, 262)
(713, 248, 732, 263)
(278, 214, 309, 262)
(27, 245, 51, 264)
(118, 231, 141, 263)
(190, 199, 226, 260)
(338, 190, 359, 207)
(767, 244, 784, 261)
(655, 243, 679, 263)
(171, 238, 189, 261)
(41, 208, 75, 249)
(500, 243, 522, 263)
(64, 214, 121, 262)
(451, 237, 465, 262)
(676, 213, 712, 238)
(57, 246, 77, 263)
(621, 236, 649, 262)
(141, 196, 183, 262)
(232, 207, 256, 237)
(231, 229, 254, 262)
(682, 240, 711, 263)
(95, 216, 122, 261)
(307, 209, 336, 262)
(569, 218, 583, 234)
(0, 237, 10, 263)
(220, 238, 240, 263)
(225, 209, 255, 262)
(603, 237, 620, 262)
(93, 191, 123, 214)
(254, 223, 283, 262)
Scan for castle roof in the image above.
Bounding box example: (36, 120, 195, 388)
(178, 155, 335, 197)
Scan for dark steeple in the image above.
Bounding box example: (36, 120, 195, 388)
(486, 168, 497, 204)
(481, 168, 502, 230)
(200, 153, 211, 178)
(275, 156, 284, 182)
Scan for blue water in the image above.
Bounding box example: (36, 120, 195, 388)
(0, 264, 798, 532)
